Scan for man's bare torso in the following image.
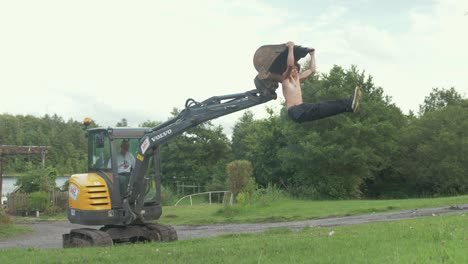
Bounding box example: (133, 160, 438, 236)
(282, 74, 302, 109)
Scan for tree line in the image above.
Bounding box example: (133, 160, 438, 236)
(1, 65, 467, 199)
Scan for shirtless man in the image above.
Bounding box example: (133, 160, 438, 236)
(273, 41, 362, 123)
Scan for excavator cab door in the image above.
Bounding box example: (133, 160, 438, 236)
(88, 130, 112, 172)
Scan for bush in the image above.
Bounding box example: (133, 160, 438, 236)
(160, 185, 177, 206)
(0, 208, 11, 224)
(288, 185, 321, 200)
(251, 183, 287, 206)
(16, 167, 58, 193)
(236, 192, 248, 205)
(226, 160, 256, 197)
(235, 184, 287, 207)
(45, 205, 63, 215)
(28, 192, 48, 212)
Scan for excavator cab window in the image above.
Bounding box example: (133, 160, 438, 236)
(89, 131, 111, 171)
(112, 138, 139, 197)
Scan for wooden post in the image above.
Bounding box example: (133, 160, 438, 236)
(41, 149, 46, 168)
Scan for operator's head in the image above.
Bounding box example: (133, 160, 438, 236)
(120, 139, 130, 154)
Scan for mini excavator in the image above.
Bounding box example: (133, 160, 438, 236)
(63, 44, 311, 247)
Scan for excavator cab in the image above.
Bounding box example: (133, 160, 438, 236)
(64, 127, 175, 247)
(89, 133, 150, 199)
(67, 128, 162, 226)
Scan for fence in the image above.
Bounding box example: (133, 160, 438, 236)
(6, 191, 68, 215)
(174, 191, 233, 206)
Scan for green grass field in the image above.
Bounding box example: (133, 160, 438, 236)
(0, 224, 31, 239)
(0, 213, 466, 263)
(159, 195, 468, 225)
(9, 194, 467, 225)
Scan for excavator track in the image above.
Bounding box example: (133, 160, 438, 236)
(144, 223, 178, 242)
(63, 223, 177, 248)
(63, 228, 113, 248)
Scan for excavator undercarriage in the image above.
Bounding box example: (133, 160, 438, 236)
(63, 223, 177, 247)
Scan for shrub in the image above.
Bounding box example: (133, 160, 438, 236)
(160, 185, 177, 206)
(226, 160, 256, 197)
(236, 192, 247, 205)
(251, 183, 287, 206)
(45, 205, 63, 215)
(0, 208, 11, 224)
(16, 167, 58, 193)
(28, 192, 48, 212)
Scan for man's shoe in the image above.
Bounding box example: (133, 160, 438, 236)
(351, 86, 362, 112)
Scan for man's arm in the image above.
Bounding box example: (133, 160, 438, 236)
(281, 41, 295, 79)
(299, 49, 316, 81)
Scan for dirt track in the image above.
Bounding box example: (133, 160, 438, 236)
(1, 204, 467, 250)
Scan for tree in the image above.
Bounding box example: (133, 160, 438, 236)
(398, 98, 468, 196)
(231, 109, 289, 188)
(231, 65, 407, 199)
(116, 118, 128, 127)
(139, 120, 161, 128)
(155, 109, 233, 191)
(418, 87, 462, 115)
(0, 114, 88, 175)
(16, 167, 58, 193)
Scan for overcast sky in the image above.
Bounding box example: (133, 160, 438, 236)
(1, 0, 467, 136)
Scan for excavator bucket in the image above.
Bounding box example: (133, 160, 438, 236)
(253, 44, 311, 76)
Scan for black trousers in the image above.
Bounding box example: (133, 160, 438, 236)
(287, 99, 352, 123)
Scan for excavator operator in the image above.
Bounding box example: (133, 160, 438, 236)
(108, 139, 136, 194)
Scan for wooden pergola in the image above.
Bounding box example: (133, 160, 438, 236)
(0, 145, 50, 201)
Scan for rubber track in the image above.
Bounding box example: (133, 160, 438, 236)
(69, 228, 113, 247)
(145, 223, 178, 242)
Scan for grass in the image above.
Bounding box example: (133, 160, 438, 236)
(0, 213, 466, 263)
(0, 224, 32, 239)
(4, 194, 466, 227)
(7, 194, 467, 225)
(11, 213, 68, 223)
(158, 194, 468, 225)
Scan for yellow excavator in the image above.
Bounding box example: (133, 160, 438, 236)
(62, 44, 311, 247)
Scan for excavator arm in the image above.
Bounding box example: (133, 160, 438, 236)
(124, 87, 277, 223)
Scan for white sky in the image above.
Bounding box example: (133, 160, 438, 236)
(1, 0, 467, 136)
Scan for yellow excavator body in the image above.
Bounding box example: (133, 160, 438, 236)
(68, 173, 111, 211)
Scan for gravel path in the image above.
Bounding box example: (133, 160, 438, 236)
(1, 204, 467, 250)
